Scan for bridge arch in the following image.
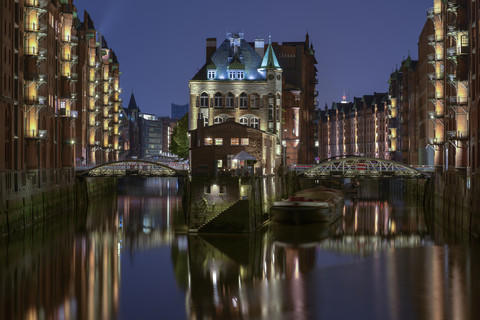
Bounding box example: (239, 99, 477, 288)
(302, 156, 426, 178)
(81, 160, 187, 177)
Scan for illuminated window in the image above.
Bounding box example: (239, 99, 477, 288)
(208, 70, 216, 79)
(200, 93, 209, 107)
(215, 138, 223, 145)
(250, 117, 259, 129)
(241, 138, 249, 146)
(214, 92, 223, 108)
(226, 92, 234, 108)
(231, 138, 239, 146)
(239, 117, 248, 125)
(239, 93, 247, 108)
(204, 138, 213, 145)
(217, 159, 223, 168)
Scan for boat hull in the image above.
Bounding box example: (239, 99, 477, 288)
(270, 204, 334, 224)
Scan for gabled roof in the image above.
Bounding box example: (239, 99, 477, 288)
(192, 34, 266, 81)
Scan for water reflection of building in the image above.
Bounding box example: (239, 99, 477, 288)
(176, 199, 479, 319)
(117, 177, 183, 249)
(0, 196, 120, 320)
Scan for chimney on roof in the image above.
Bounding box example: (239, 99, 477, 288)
(206, 38, 217, 62)
(255, 38, 265, 58)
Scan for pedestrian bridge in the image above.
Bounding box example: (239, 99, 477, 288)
(78, 160, 187, 177)
(300, 156, 431, 178)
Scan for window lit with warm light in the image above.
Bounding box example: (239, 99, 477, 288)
(204, 138, 213, 145)
(215, 138, 223, 145)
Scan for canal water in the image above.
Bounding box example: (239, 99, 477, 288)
(1, 177, 479, 319)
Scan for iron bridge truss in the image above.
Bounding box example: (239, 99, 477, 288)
(302, 157, 425, 179)
(83, 160, 184, 177)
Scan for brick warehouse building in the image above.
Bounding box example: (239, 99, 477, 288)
(190, 117, 277, 176)
(317, 93, 388, 161)
(189, 33, 283, 174)
(272, 34, 318, 165)
(0, 0, 121, 204)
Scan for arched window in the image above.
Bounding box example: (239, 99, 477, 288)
(250, 93, 259, 108)
(200, 92, 209, 107)
(214, 116, 224, 124)
(226, 92, 234, 108)
(250, 117, 259, 129)
(239, 117, 248, 126)
(239, 93, 247, 109)
(214, 92, 223, 108)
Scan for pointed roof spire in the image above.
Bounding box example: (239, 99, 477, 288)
(128, 92, 139, 110)
(260, 34, 281, 70)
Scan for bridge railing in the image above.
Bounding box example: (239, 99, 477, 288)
(75, 161, 189, 172)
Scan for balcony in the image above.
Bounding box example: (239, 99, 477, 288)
(25, 21, 47, 36)
(446, 0, 460, 13)
(447, 24, 458, 37)
(447, 73, 457, 85)
(427, 7, 437, 20)
(26, 129, 47, 140)
(25, 95, 47, 106)
(24, 0, 48, 12)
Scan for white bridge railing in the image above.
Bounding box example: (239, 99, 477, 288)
(296, 157, 431, 178)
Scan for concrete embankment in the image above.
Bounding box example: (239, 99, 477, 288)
(0, 177, 116, 237)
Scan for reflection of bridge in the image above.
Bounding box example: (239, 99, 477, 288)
(301, 156, 432, 178)
(78, 160, 187, 177)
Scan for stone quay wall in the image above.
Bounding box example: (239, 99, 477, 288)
(0, 176, 116, 237)
(425, 170, 480, 239)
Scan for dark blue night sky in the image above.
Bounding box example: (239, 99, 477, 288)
(75, 0, 433, 116)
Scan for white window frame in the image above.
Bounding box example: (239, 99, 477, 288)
(207, 70, 216, 80)
(226, 93, 234, 108)
(214, 117, 224, 124)
(200, 93, 209, 107)
(239, 117, 248, 126)
(214, 93, 223, 108)
(250, 117, 259, 129)
(239, 93, 247, 108)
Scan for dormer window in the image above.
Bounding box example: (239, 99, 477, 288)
(208, 70, 216, 80)
(228, 70, 244, 80)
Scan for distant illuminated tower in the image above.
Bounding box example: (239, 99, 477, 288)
(341, 90, 348, 104)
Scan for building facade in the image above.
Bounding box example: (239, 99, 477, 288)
(0, 0, 122, 205)
(387, 57, 419, 164)
(190, 118, 277, 176)
(272, 34, 318, 165)
(189, 33, 283, 173)
(75, 12, 122, 165)
(317, 93, 388, 161)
